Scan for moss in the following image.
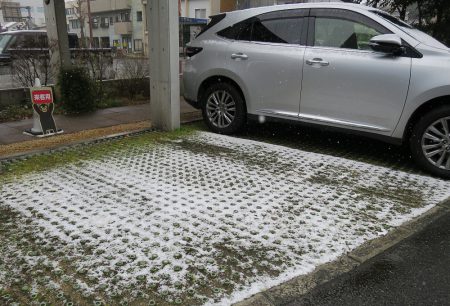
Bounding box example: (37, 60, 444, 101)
(0, 126, 196, 180)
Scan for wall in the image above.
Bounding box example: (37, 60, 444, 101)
(89, 0, 131, 13)
(0, 87, 27, 108)
(180, 0, 211, 18)
(220, 0, 237, 12)
(18, 0, 46, 26)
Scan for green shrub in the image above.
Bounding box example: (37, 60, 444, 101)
(0, 104, 33, 123)
(58, 67, 96, 114)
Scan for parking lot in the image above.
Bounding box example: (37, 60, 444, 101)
(1, 125, 449, 305)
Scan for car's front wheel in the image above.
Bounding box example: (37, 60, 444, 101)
(201, 82, 246, 134)
(410, 105, 450, 179)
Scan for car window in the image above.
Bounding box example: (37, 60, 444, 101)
(218, 9, 306, 44)
(217, 19, 253, 41)
(0, 34, 12, 53)
(9, 33, 39, 49)
(252, 15, 304, 44)
(314, 18, 382, 50)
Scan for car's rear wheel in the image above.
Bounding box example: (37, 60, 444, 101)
(410, 105, 450, 179)
(201, 82, 246, 134)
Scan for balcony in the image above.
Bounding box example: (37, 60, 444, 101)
(90, 0, 131, 13)
(114, 22, 132, 35)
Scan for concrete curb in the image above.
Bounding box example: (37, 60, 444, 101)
(0, 128, 154, 164)
(235, 198, 450, 306)
(0, 112, 202, 163)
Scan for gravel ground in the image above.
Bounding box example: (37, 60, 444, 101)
(1, 129, 449, 305)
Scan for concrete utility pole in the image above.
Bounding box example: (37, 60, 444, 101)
(148, 0, 180, 131)
(44, 0, 71, 70)
(86, 0, 93, 48)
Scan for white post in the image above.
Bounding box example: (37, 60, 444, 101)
(30, 78, 42, 134)
(149, 0, 180, 131)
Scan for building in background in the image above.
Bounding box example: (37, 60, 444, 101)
(0, 1, 21, 23)
(0, 0, 46, 31)
(0, 1, 22, 31)
(65, 0, 145, 54)
(180, 0, 212, 19)
(17, 0, 45, 27)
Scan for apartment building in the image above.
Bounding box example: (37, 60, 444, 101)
(17, 0, 45, 27)
(66, 0, 145, 53)
(180, 0, 212, 19)
(0, 1, 21, 23)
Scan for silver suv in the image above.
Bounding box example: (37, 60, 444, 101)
(183, 3, 450, 178)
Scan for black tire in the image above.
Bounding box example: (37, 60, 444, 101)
(409, 105, 450, 179)
(201, 82, 246, 134)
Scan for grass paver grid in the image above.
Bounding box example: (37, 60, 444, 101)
(0, 130, 449, 305)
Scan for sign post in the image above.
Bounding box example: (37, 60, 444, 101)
(24, 82, 63, 137)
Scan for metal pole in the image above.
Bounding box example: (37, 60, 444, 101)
(26, 6, 31, 29)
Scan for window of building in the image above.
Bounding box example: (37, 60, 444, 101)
(101, 17, 109, 28)
(101, 37, 110, 48)
(110, 17, 114, 25)
(120, 12, 130, 22)
(134, 39, 143, 52)
(92, 17, 99, 29)
(92, 37, 100, 48)
(70, 19, 80, 30)
(136, 11, 143, 22)
(195, 9, 207, 19)
(66, 8, 75, 15)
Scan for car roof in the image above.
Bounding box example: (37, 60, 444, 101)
(0, 30, 46, 35)
(0, 30, 78, 36)
(225, 2, 372, 15)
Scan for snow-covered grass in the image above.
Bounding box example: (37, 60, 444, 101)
(1, 130, 449, 305)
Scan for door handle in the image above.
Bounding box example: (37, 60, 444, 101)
(306, 58, 329, 66)
(231, 53, 248, 60)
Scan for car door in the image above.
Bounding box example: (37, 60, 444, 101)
(221, 9, 308, 118)
(299, 9, 412, 135)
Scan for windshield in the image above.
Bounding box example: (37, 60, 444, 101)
(372, 10, 448, 49)
(0, 34, 12, 53)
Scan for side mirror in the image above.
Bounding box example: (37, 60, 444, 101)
(369, 34, 404, 55)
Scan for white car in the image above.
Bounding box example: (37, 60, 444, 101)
(183, 3, 450, 178)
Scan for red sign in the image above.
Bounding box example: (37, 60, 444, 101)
(31, 88, 53, 105)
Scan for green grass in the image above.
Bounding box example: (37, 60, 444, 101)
(0, 126, 197, 180)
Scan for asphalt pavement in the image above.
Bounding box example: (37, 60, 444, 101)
(283, 210, 450, 306)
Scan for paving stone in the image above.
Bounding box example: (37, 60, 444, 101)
(1, 131, 449, 305)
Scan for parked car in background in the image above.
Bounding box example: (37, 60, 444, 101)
(0, 30, 79, 66)
(183, 2, 450, 178)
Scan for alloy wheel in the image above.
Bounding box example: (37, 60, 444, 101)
(206, 90, 236, 129)
(421, 116, 450, 170)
